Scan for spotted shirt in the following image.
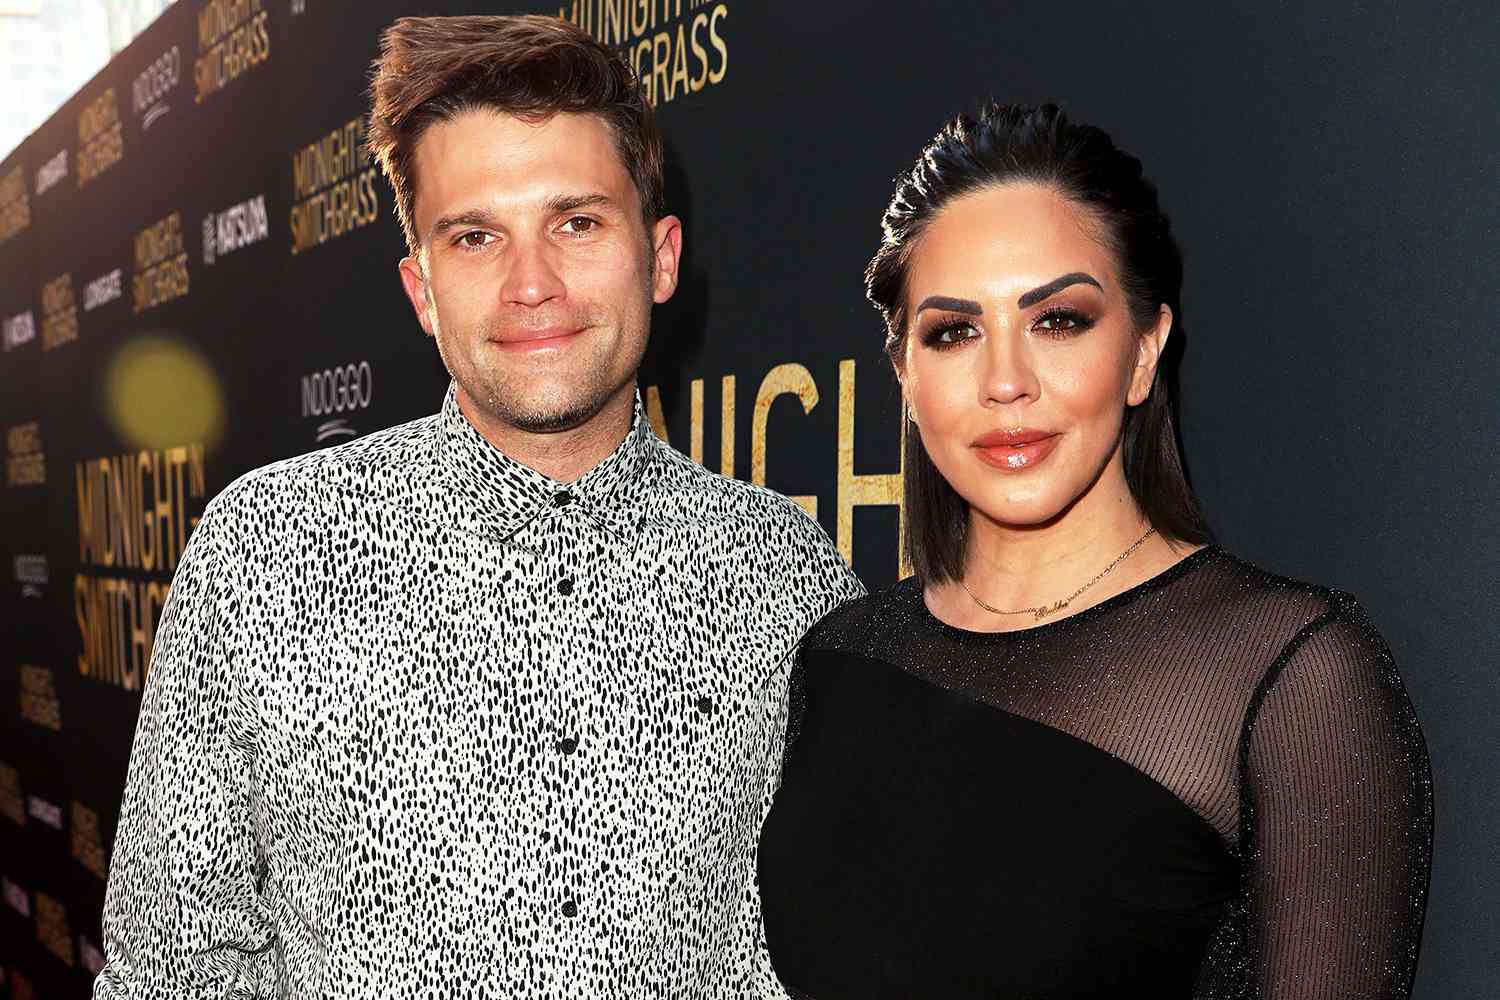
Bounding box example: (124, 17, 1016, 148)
(93, 384, 863, 1000)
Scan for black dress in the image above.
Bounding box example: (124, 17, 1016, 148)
(757, 547, 1432, 999)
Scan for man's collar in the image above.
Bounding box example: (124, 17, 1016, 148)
(436, 382, 656, 542)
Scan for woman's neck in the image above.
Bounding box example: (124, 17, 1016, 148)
(925, 462, 1198, 633)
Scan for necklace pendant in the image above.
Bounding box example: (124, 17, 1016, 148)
(1035, 599, 1068, 621)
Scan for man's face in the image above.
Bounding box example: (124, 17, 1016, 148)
(399, 110, 679, 435)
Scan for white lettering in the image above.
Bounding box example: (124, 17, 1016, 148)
(300, 361, 373, 417)
(83, 269, 123, 311)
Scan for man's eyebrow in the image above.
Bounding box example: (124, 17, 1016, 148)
(428, 209, 496, 242)
(544, 192, 616, 215)
(1017, 272, 1103, 309)
(915, 295, 983, 316)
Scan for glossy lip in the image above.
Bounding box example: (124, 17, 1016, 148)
(971, 429, 1061, 471)
(487, 326, 584, 354)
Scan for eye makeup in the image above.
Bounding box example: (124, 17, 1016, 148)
(1030, 305, 1096, 339)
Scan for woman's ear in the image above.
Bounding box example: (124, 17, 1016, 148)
(1128, 304, 1173, 406)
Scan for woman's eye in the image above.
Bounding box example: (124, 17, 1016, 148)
(1033, 310, 1093, 336)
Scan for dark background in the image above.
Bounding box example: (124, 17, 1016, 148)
(0, 1, 1494, 996)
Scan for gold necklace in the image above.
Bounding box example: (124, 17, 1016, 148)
(959, 527, 1158, 621)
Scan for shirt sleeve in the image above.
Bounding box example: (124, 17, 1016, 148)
(1240, 595, 1433, 999)
(93, 501, 275, 999)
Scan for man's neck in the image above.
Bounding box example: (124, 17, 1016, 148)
(455, 384, 637, 484)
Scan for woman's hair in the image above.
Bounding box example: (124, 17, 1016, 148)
(865, 102, 1210, 584)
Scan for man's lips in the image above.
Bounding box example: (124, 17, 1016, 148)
(971, 429, 1061, 470)
(487, 326, 584, 352)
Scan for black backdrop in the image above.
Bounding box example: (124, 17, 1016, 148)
(1, 1, 1495, 996)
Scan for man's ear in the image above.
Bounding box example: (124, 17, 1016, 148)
(1128, 304, 1172, 406)
(398, 254, 436, 338)
(650, 214, 683, 304)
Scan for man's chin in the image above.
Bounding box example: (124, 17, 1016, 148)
(467, 378, 625, 436)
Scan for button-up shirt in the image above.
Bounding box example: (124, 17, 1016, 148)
(94, 384, 863, 999)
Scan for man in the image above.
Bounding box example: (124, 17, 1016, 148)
(95, 15, 860, 999)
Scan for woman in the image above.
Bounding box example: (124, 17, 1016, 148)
(757, 103, 1432, 998)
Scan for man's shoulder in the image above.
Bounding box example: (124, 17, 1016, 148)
(206, 412, 440, 522)
(647, 437, 825, 540)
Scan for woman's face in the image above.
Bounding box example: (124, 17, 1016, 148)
(897, 182, 1170, 530)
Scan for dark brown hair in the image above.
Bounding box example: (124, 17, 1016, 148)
(866, 102, 1211, 584)
(367, 15, 664, 254)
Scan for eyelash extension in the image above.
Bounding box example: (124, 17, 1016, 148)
(919, 320, 977, 350)
(1032, 307, 1095, 338)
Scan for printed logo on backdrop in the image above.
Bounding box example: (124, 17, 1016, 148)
(0, 163, 30, 242)
(196, 0, 271, 104)
(203, 193, 270, 266)
(71, 802, 107, 879)
(302, 361, 372, 443)
(2, 310, 35, 351)
(83, 268, 124, 312)
(133, 45, 181, 130)
(35, 149, 68, 196)
(2, 878, 29, 917)
(290, 118, 379, 255)
(14, 554, 48, 597)
(26, 796, 61, 831)
(133, 212, 191, 312)
(6, 422, 45, 486)
(40, 273, 79, 350)
(555, 0, 730, 107)
(75, 446, 207, 691)
(19, 665, 61, 730)
(35, 893, 74, 966)
(78, 88, 125, 188)
(79, 935, 107, 976)
(0, 764, 23, 826)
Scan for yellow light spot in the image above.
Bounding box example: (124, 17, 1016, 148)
(105, 336, 225, 451)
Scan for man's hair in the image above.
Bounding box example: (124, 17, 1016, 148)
(367, 15, 664, 255)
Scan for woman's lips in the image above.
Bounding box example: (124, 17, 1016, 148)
(971, 430, 1061, 471)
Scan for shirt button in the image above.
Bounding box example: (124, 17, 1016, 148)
(561, 898, 578, 918)
(696, 695, 715, 715)
(553, 491, 574, 508)
(557, 577, 574, 596)
(556, 736, 578, 755)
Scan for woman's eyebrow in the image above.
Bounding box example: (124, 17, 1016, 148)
(915, 295, 983, 316)
(1017, 272, 1102, 308)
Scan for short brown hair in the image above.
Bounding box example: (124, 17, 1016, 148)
(367, 15, 664, 254)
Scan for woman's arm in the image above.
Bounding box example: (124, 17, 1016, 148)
(1239, 595, 1433, 998)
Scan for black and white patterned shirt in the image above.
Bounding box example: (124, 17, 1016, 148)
(94, 384, 862, 999)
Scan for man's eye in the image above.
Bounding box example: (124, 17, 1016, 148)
(563, 216, 597, 234)
(459, 231, 492, 249)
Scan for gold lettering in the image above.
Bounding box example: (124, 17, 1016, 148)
(719, 374, 736, 476)
(837, 359, 907, 575)
(708, 4, 728, 84)
(689, 378, 704, 463)
(751, 363, 819, 517)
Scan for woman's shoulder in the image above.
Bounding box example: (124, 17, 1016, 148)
(801, 577, 923, 659)
(1173, 546, 1351, 629)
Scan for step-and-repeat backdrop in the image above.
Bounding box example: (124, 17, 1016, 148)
(1, 1, 1494, 996)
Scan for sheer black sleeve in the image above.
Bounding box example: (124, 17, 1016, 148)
(1240, 595, 1433, 998)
